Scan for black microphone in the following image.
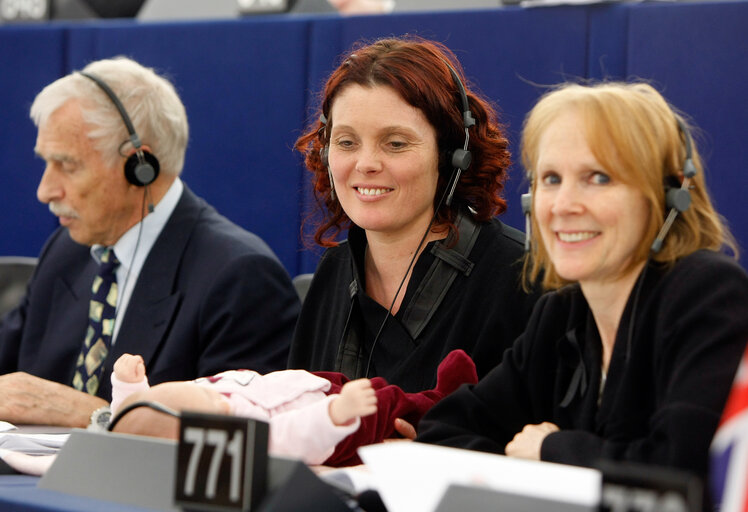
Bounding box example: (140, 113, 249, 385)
(650, 177, 693, 253)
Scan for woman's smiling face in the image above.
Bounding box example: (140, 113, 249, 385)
(327, 84, 440, 240)
(533, 109, 651, 288)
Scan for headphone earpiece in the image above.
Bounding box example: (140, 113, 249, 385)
(124, 150, 160, 187)
(451, 148, 472, 170)
(663, 175, 691, 213)
(521, 190, 532, 252)
(319, 143, 334, 200)
(318, 114, 335, 201)
(521, 191, 532, 216)
(320, 145, 329, 168)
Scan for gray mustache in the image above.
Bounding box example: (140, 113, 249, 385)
(48, 202, 79, 219)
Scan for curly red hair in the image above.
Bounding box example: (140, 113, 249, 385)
(295, 36, 511, 247)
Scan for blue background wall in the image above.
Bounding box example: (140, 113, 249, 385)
(1, 1, 746, 276)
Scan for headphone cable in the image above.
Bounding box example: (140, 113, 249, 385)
(362, 61, 473, 377)
(107, 400, 180, 432)
(363, 172, 456, 378)
(109, 189, 147, 350)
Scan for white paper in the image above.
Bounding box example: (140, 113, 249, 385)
(0, 433, 69, 455)
(358, 442, 601, 512)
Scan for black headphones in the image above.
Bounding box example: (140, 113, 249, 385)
(442, 61, 475, 206)
(650, 117, 697, 252)
(79, 71, 160, 187)
(521, 116, 697, 254)
(319, 59, 475, 206)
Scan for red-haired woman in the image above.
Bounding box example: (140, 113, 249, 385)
(289, 37, 537, 397)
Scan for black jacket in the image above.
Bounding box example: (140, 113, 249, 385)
(0, 186, 300, 400)
(417, 250, 748, 482)
(289, 214, 538, 392)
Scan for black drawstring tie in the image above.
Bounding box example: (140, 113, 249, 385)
(559, 329, 587, 408)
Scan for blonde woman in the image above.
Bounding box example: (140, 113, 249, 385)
(417, 82, 748, 503)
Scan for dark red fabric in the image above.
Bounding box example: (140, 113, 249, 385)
(313, 349, 478, 466)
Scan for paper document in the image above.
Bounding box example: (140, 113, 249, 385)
(358, 442, 601, 512)
(0, 433, 69, 455)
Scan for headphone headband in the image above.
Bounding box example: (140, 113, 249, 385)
(443, 61, 475, 130)
(674, 117, 697, 179)
(79, 71, 142, 150)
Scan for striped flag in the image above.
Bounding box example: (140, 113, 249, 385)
(711, 345, 748, 512)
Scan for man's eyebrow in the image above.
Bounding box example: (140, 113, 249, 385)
(34, 150, 76, 163)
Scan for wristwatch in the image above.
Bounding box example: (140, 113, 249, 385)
(88, 406, 112, 432)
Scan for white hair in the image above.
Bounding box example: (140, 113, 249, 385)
(30, 56, 189, 176)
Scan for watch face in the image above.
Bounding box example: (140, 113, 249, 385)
(91, 407, 112, 430)
(97, 411, 112, 427)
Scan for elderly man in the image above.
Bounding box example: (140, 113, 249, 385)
(0, 57, 300, 428)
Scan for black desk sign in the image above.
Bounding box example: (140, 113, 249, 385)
(598, 460, 703, 512)
(175, 412, 269, 511)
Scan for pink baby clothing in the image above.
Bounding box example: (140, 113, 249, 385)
(110, 369, 360, 464)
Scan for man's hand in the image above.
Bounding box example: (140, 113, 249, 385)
(0, 372, 107, 427)
(505, 422, 560, 460)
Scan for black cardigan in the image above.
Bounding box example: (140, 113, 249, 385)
(288, 215, 538, 392)
(417, 250, 748, 482)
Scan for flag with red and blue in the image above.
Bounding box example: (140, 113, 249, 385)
(711, 346, 748, 512)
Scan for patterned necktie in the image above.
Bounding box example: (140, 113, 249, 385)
(73, 247, 120, 395)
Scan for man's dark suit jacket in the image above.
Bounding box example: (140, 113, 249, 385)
(0, 185, 301, 400)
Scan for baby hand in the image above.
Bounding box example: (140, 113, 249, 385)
(113, 353, 146, 383)
(329, 378, 377, 426)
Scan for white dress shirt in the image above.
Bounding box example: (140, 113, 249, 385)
(90, 178, 184, 344)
